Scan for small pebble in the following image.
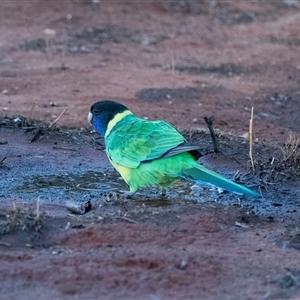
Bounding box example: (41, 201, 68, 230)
(44, 28, 56, 36)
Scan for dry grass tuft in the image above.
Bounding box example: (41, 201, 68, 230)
(0, 200, 42, 235)
(281, 134, 300, 164)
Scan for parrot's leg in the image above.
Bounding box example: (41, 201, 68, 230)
(121, 185, 138, 199)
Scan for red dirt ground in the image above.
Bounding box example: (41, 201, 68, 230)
(1, 1, 300, 299)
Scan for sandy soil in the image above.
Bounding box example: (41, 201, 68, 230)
(1, 1, 300, 299)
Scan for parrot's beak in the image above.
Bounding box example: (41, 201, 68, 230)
(88, 111, 93, 124)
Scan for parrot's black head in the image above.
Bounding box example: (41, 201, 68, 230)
(88, 100, 129, 137)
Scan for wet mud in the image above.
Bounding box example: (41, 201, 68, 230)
(1, 118, 300, 299)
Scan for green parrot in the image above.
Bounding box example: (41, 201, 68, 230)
(88, 100, 259, 197)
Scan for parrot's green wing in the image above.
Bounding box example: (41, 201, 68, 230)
(105, 115, 187, 168)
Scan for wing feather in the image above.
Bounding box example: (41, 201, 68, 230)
(105, 115, 186, 168)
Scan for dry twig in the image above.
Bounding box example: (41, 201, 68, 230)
(35, 196, 40, 221)
(248, 107, 255, 172)
(204, 116, 220, 153)
(0, 156, 7, 164)
(113, 216, 139, 224)
(171, 51, 175, 90)
(25, 102, 36, 124)
(48, 108, 67, 129)
(0, 241, 11, 247)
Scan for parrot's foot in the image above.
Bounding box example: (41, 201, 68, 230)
(161, 188, 167, 198)
(121, 191, 134, 199)
(125, 193, 133, 199)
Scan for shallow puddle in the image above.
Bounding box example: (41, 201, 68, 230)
(18, 170, 122, 193)
(5, 162, 298, 216)
(13, 169, 221, 206)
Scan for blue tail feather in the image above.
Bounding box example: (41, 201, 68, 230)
(181, 165, 259, 197)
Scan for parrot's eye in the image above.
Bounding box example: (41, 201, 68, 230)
(93, 108, 99, 114)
